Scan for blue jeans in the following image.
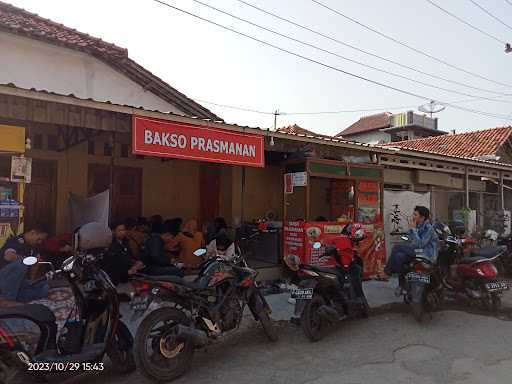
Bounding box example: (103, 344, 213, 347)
(384, 244, 415, 275)
(0, 260, 49, 302)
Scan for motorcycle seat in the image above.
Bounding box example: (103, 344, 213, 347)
(459, 256, 487, 264)
(0, 303, 56, 324)
(470, 247, 503, 258)
(135, 274, 209, 289)
(307, 265, 344, 278)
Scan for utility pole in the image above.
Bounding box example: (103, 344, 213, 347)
(273, 109, 279, 131)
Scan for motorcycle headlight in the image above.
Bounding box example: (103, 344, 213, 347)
(62, 256, 75, 272)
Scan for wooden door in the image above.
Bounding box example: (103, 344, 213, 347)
(199, 163, 221, 226)
(25, 160, 57, 234)
(88, 164, 142, 221)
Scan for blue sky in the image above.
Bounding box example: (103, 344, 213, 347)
(8, 0, 512, 136)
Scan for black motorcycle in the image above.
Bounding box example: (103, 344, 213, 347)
(292, 229, 369, 342)
(0, 223, 135, 384)
(130, 248, 277, 383)
(398, 234, 443, 322)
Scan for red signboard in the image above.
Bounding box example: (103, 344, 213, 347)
(132, 115, 265, 167)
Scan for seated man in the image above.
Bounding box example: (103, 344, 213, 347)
(380, 206, 438, 279)
(139, 222, 184, 277)
(0, 226, 49, 306)
(102, 221, 144, 286)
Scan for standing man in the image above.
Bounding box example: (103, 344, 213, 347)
(379, 206, 438, 279)
(0, 226, 49, 306)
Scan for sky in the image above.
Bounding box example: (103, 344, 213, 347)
(6, 0, 512, 136)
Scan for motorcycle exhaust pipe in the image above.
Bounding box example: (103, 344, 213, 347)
(317, 305, 345, 322)
(175, 325, 208, 348)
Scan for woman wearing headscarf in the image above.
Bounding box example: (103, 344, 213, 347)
(167, 219, 204, 271)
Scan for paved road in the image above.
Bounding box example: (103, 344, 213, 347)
(63, 283, 512, 384)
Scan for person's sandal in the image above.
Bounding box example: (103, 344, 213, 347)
(374, 273, 390, 282)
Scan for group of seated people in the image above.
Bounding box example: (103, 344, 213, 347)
(0, 216, 235, 306)
(102, 215, 236, 287)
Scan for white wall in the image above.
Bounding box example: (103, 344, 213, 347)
(344, 130, 390, 144)
(0, 32, 184, 114)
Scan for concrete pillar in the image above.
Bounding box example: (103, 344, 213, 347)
(231, 166, 243, 227)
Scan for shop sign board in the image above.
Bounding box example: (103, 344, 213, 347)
(291, 172, 307, 187)
(10, 156, 31, 183)
(0, 125, 25, 153)
(132, 115, 264, 167)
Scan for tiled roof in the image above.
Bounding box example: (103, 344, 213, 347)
(380, 127, 512, 159)
(278, 124, 317, 136)
(0, 1, 220, 120)
(337, 112, 391, 137)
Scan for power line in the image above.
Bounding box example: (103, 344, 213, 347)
(506, 0, 512, 7)
(468, 0, 512, 32)
(425, 0, 507, 45)
(310, 0, 512, 88)
(193, 98, 274, 115)
(190, 0, 512, 103)
(236, 0, 510, 96)
(150, 0, 512, 121)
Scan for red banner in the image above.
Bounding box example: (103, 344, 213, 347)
(132, 115, 265, 167)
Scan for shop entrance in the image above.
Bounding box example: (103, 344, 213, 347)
(24, 160, 57, 234)
(88, 164, 142, 220)
(199, 163, 221, 226)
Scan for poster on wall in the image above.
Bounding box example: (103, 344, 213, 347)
(383, 190, 430, 258)
(10, 156, 32, 183)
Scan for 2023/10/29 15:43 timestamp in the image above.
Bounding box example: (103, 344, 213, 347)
(27, 362, 105, 372)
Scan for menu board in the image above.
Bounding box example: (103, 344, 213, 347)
(357, 181, 380, 223)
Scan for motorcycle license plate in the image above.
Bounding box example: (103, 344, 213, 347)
(291, 288, 313, 300)
(485, 281, 508, 292)
(130, 295, 150, 311)
(406, 272, 430, 284)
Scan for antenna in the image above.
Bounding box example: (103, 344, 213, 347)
(418, 100, 446, 118)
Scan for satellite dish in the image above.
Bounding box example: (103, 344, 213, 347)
(418, 100, 446, 117)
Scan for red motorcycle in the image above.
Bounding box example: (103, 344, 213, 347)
(436, 222, 508, 312)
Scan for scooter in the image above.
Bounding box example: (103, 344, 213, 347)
(0, 223, 136, 384)
(292, 225, 369, 342)
(397, 234, 443, 323)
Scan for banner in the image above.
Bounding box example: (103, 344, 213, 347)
(0, 125, 25, 153)
(132, 115, 264, 167)
(69, 190, 110, 230)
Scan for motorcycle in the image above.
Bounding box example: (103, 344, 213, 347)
(436, 224, 509, 313)
(397, 233, 443, 322)
(0, 223, 136, 384)
(130, 247, 277, 383)
(291, 225, 369, 342)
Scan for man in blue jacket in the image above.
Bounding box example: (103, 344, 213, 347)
(380, 206, 438, 279)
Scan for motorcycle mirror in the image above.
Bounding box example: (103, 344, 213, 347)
(312, 242, 322, 250)
(193, 248, 207, 257)
(23, 256, 38, 266)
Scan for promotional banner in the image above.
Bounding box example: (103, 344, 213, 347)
(132, 115, 265, 167)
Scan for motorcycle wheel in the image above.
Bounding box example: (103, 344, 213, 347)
(0, 354, 30, 384)
(301, 294, 327, 342)
(134, 307, 194, 383)
(107, 321, 136, 375)
(249, 291, 278, 342)
(482, 293, 502, 314)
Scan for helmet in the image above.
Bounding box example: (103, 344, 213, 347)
(484, 229, 499, 242)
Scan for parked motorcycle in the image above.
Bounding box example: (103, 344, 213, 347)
(436, 224, 509, 313)
(130, 248, 277, 383)
(0, 223, 136, 384)
(397, 233, 443, 322)
(291, 225, 369, 342)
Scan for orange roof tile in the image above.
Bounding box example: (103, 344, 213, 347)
(380, 127, 512, 159)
